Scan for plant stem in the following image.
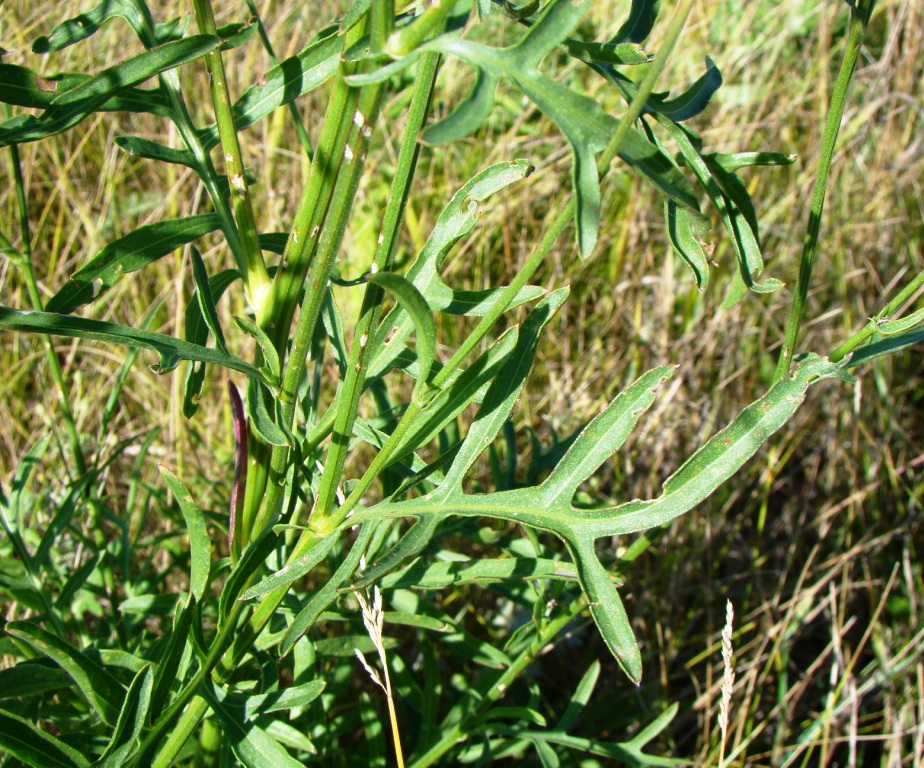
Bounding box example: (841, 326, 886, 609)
(830, 264, 924, 361)
(308, 49, 441, 534)
(774, 2, 871, 380)
(192, 0, 272, 320)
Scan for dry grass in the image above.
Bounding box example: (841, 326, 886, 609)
(1, 0, 922, 764)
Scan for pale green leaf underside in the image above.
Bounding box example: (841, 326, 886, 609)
(350, 354, 845, 681)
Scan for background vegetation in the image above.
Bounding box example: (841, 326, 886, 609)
(1, 0, 922, 765)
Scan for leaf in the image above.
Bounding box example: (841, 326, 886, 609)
(279, 524, 377, 655)
(31, 0, 183, 52)
(234, 315, 281, 382)
(4, 621, 125, 726)
(348, 355, 845, 681)
(0, 662, 72, 699)
(846, 327, 924, 367)
(367, 160, 541, 382)
(706, 151, 797, 172)
(380, 556, 580, 590)
(240, 534, 337, 601)
(367, 272, 436, 402)
(387, 327, 519, 466)
(875, 307, 924, 335)
(202, 685, 305, 768)
(555, 660, 600, 731)
(613, 0, 663, 44)
(0, 36, 223, 147)
(198, 27, 341, 150)
(660, 118, 782, 293)
(184, 268, 241, 416)
(157, 466, 211, 602)
(96, 665, 153, 768)
(115, 134, 199, 168)
(442, 288, 569, 489)
(647, 56, 722, 122)
(0, 306, 267, 382)
(538, 366, 676, 505)
(189, 246, 227, 354)
(0, 64, 172, 116)
(0, 708, 91, 768)
(665, 201, 711, 290)
(150, 599, 195, 719)
(241, 680, 326, 719)
(422, 3, 699, 256)
(246, 377, 290, 447)
(46, 215, 221, 314)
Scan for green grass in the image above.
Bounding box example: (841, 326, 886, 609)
(1, 0, 922, 765)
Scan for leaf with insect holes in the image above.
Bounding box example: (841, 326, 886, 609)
(0, 36, 222, 147)
(46, 215, 222, 314)
(158, 466, 211, 602)
(4, 622, 126, 726)
(31, 0, 185, 52)
(0, 306, 269, 383)
(0, 709, 91, 768)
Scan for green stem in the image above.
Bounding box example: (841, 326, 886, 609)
(408, 597, 587, 768)
(244, 0, 314, 157)
(830, 264, 924, 361)
(308, 50, 441, 534)
(192, 0, 272, 320)
(250, 80, 385, 539)
(774, 2, 871, 380)
(238, 35, 362, 550)
(386, 0, 455, 57)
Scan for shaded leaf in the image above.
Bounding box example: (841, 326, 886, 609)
(613, 0, 662, 44)
(0, 64, 171, 116)
(367, 272, 436, 402)
(0, 709, 90, 768)
(115, 134, 198, 168)
(846, 327, 924, 367)
(0, 36, 222, 147)
(202, 685, 304, 768)
(665, 201, 711, 290)
(4, 621, 125, 726)
(96, 664, 153, 768)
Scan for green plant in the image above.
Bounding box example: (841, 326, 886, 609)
(0, 0, 919, 766)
